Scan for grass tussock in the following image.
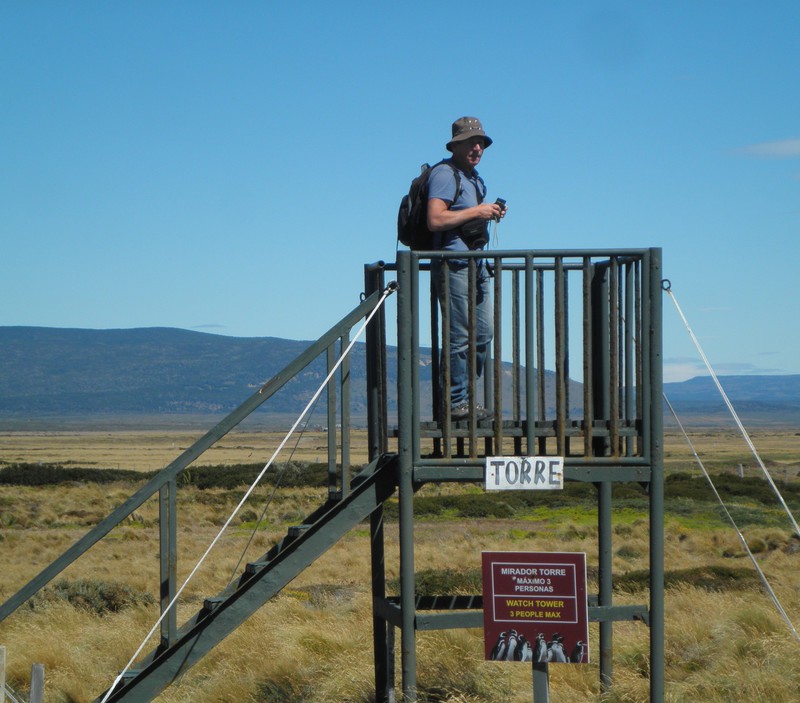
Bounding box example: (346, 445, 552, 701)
(28, 578, 155, 615)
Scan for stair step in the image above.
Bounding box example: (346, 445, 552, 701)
(245, 560, 269, 575)
(288, 524, 312, 538)
(203, 596, 225, 613)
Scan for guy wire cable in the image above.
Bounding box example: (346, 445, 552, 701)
(662, 280, 800, 539)
(665, 395, 800, 644)
(100, 282, 397, 703)
(225, 389, 322, 587)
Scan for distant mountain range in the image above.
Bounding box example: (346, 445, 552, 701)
(1, 326, 799, 428)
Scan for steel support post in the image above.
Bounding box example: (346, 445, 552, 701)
(492, 255, 503, 454)
(366, 263, 390, 703)
(159, 479, 177, 650)
(524, 256, 536, 455)
(532, 661, 550, 702)
(327, 345, 338, 493)
(396, 251, 418, 701)
(370, 505, 390, 702)
(591, 263, 611, 458)
(598, 480, 613, 690)
(646, 248, 665, 703)
(364, 263, 387, 462)
(340, 333, 351, 497)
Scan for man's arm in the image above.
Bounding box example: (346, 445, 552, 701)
(427, 198, 503, 232)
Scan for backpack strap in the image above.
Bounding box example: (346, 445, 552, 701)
(475, 173, 486, 204)
(431, 159, 462, 207)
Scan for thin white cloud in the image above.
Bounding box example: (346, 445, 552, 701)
(663, 357, 787, 383)
(737, 138, 800, 159)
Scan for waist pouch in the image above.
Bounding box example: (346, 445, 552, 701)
(460, 218, 489, 249)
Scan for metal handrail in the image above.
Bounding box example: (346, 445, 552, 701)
(0, 289, 387, 625)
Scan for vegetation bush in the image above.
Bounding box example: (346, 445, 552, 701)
(389, 567, 483, 595)
(614, 565, 761, 593)
(0, 463, 148, 485)
(28, 578, 155, 615)
(665, 471, 800, 506)
(0, 461, 342, 490)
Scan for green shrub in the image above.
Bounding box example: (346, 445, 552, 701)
(614, 565, 760, 593)
(0, 463, 149, 486)
(28, 579, 155, 615)
(389, 567, 483, 595)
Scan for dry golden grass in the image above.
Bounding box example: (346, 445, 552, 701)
(0, 428, 378, 471)
(0, 429, 799, 702)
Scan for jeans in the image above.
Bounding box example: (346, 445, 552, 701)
(433, 259, 494, 408)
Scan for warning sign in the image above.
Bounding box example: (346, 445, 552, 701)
(482, 552, 589, 664)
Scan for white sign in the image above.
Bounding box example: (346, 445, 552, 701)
(485, 456, 564, 491)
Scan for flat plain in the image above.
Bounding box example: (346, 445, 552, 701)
(0, 426, 799, 702)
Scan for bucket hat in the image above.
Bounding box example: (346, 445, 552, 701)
(446, 116, 493, 151)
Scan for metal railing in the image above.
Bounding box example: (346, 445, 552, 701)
(370, 249, 661, 463)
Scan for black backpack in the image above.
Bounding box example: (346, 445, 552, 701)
(397, 160, 461, 250)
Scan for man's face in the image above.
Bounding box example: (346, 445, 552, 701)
(451, 136, 486, 170)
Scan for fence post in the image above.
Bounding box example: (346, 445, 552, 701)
(29, 664, 44, 703)
(532, 661, 549, 701)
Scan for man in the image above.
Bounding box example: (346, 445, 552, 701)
(427, 116, 506, 420)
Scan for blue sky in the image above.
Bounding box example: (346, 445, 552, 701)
(2, 1, 798, 383)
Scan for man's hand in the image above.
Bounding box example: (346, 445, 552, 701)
(428, 199, 505, 231)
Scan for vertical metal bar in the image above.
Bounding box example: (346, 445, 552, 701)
(598, 480, 614, 691)
(364, 264, 386, 462)
(564, 269, 571, 456)
(512, 268, 522, 454)
(429, 266, 442, 456)
(582, 258, 593, 457)
(387, 624, 397, 703)
(609, 259, 619, 458)
(554, 257, 566, 455)
(441, 261, 452, 456)
(635, 262, 643, 456)
(493, 255, 503, 456)
(327, 344, 338, 493)
(410, 254, 421, 461)
(591, 263, 610, 458)
(468, 258, 478, 458)
(340, 333, 351, 497)
(1, 643, 6, 703)
(646, 249, 665, 703)
(370, 504, 390, 702)
(159, 479, 177, 650)
(484, 262, 494, 446)
(484, 335, 494, 458)
(396, 251, 417, 702)
(624, 262, 635, 457)
(29, 664, 44, 703)
(536, 269, 546, 455)
(532, 661, 550, 702)
(525, 256, 536, 456)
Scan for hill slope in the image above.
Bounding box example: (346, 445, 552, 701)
(1, 327, 798, 426)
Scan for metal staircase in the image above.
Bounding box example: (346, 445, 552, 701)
(95, 453, 398, 703)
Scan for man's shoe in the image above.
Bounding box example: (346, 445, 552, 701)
(450, 402, 470, 420)
(450, 403, 492, 421)
(475, 404, 492, 420)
